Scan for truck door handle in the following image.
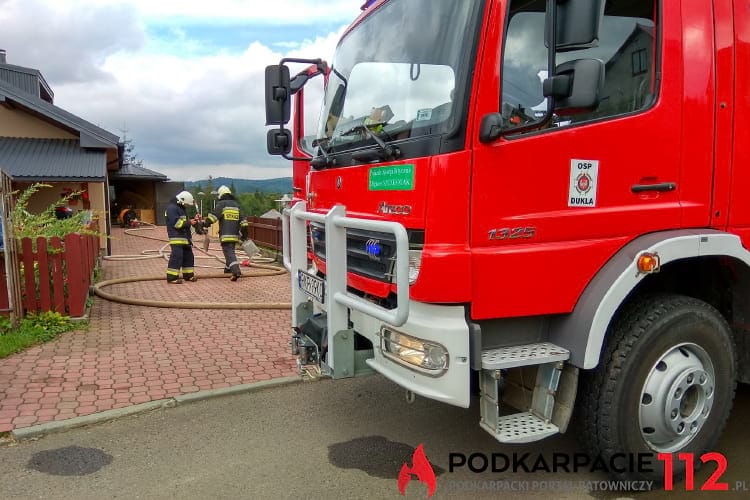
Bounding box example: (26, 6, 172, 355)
(631, 182, 676, 193)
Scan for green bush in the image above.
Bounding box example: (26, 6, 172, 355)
(0, 312, 80, 358)
(11, 183, 101, 241)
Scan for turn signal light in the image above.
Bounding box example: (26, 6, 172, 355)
(637, 252, 660, 274)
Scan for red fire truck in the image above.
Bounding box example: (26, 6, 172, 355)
(265, 0, 747, 481)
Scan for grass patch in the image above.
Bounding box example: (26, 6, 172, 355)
(0, 312, 81, 359)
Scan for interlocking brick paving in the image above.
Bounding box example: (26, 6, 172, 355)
(0, 226, 297, 432)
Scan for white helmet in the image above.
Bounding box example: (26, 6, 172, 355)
(176, 191, 194, 206)
(217, 185, 231, 198)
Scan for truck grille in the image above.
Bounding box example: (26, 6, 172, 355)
(310, 223, 396, 283)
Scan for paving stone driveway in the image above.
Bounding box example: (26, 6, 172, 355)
(0, 226, 297, 432)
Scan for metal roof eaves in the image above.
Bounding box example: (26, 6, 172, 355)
(0, 80, 119, 146)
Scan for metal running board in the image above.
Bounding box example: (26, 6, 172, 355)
(480, 412, 560, 444)
(481, 342, 569, 370)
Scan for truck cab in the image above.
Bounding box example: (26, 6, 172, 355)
(265, 0, 749, 482)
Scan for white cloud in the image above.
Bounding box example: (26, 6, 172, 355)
(93, 0, 364, 24)
(0, 0, 360, 181)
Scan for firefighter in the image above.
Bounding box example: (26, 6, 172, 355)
(165, 190, 200, 284)
(203, 185, 248, 281)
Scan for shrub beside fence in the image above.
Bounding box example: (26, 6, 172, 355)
(18, 233, 99, 317)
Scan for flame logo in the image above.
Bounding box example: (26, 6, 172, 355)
(398, 444, 437, 497)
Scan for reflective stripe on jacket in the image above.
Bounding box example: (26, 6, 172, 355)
(165, 198, 192, 245)
(207, 195, 248, 243)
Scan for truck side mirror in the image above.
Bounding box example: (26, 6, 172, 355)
(544, 58, 604, 115)
(546, 0, 603, 52)
(478, 113, 504, 143)
(265, 65, 291, 125)
(267, 129, 292, 156)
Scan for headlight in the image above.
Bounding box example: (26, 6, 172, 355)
(408, 250, 422, 285)
(381, 327, 448, 373)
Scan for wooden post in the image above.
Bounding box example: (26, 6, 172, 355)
(64, 234, 84, 317)
(50, 237, 65, 314)
(20, 238, 36, 314)
(36, 236, 51, 312)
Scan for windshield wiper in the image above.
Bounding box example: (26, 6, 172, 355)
(310, 138, 335, 169)
(340, 124, 400, 161)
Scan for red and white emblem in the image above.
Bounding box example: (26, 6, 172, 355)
(576, 173, 592, 194)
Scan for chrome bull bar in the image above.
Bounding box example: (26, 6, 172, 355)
(282, 202, 410, 373)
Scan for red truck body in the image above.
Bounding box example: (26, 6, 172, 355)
(267, 0, 750, 482)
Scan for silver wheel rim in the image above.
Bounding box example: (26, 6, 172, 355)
(639, 342, 715, 453)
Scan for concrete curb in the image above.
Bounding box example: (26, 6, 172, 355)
(172, 376, 301, 405)
(10, 375, 303, 442)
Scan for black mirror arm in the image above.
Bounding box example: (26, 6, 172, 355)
(543, 74, 572, 99)
(537, 0, 558, 129)
(275, 123, 312, 162)
(289, 75, 308, 94)
(281, 58, 329, 95)
(282, 153, 313, 161)
(495, 0, 559, 138)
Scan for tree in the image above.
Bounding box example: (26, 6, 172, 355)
(237, 191, 280, 216)
(120, 128, 144, 169)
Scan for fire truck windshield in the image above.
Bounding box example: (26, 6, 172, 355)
(316, 0, 482, 155)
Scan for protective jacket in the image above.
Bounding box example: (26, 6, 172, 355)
(206, 194, 248, 243)
(165, 198, 193, 245)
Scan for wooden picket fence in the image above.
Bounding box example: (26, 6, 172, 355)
(246, 216, 283, 251)
(18, 233, 99, 317)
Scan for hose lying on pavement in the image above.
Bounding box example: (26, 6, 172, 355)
(96, 223, 292, 310)
(93, 274, 291, 309)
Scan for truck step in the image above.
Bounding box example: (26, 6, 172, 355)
(481, 342, 569, 370)
(480, 412, 560, 444)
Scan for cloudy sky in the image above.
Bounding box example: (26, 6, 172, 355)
(0, 0, 365, 181)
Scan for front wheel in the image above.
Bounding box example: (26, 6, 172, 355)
(579, 294, 736, 482)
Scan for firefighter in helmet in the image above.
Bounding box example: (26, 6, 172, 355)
(165, 190, 200, 283)
(204, 185, 248, 281)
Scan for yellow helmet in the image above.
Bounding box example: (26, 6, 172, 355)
(217, 185, 231, 198)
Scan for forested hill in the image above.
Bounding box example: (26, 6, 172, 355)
(185, 177, 292, 194)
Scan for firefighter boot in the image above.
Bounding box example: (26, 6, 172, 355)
(230, 263, 241, 282)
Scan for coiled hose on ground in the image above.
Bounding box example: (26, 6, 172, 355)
(94, 223, 292, 310)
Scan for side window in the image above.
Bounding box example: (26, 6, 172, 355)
(501, 0, 657, 131)
(297, 73, 325, 156)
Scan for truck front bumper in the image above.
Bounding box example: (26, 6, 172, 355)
(283, 202, 470, 408)
(353, 301, 471, 408)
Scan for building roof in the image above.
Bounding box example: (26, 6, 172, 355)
(0, 137, 106, 181)
(110, 162, 168, 181)
(0, 60, 54, 103)
(0, 78, 118, 149)
(260, 208, 282, 219)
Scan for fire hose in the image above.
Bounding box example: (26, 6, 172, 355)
(95, 222, 292, 310)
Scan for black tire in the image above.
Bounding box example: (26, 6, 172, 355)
(578, 293, 736, 482)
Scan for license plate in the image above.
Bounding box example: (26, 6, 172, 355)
(298, 270, 325, 303)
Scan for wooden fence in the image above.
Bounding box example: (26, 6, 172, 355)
(18, 233, 99, 317)
(246, 216, 283, 251)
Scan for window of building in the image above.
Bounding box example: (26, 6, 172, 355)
(632, 48, 648, 76)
